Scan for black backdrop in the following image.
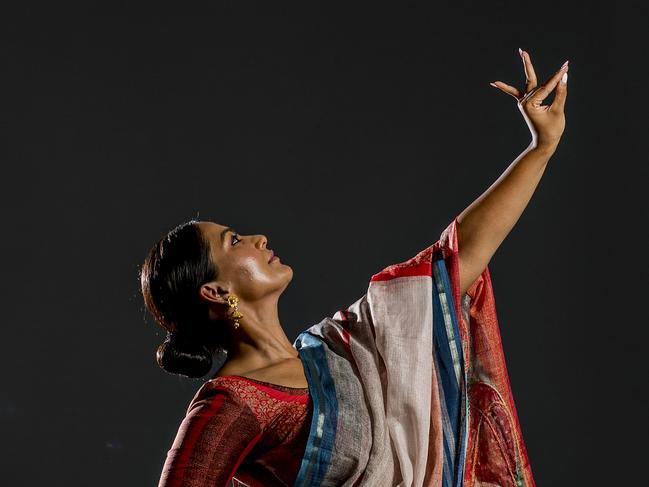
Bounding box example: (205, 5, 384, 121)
(1, 2, 646, 486)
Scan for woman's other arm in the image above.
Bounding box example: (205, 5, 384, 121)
(456, 49, 570, 296)
(158, 385, 263, 487)
(457, 144, 553, 296)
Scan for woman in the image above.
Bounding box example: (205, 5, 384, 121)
(142, 49, 568, 487)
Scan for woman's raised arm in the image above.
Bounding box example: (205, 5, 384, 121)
(456, 48, 570, 296)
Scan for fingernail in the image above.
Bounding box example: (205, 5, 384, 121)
(561, 60, 569, 68)
(561, 72, 568, 84)
(489, 82, 498, 88)
(518, 47, 523, 56)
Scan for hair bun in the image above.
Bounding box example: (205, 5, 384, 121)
(156, 331, 214, 379)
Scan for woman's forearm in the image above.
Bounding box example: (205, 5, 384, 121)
(456, 142, 556, 296)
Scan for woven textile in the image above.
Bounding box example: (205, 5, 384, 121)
(159, 376, 311, 487)
(291, 216, 535, 487)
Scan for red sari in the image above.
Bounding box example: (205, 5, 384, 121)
(158, 375, 312, 487)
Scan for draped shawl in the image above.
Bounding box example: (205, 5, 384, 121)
(291, 217, 535, 487)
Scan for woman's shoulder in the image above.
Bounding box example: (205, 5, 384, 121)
(185, 377, 249, 414)
(187, 376, 309, 429)
(213, 357, 309, 389)
(206, 375, 310, 405)
(188, 375, 310, 429)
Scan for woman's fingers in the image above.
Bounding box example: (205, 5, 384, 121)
(490, 51, 570, 113)
(519, 49, 538, 93)
(550, 71, 568, 113)
(528, 62, 569, 105)
(490, 49, 541, 101)
(489, 80, 522, 100)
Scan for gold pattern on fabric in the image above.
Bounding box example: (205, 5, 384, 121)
(212, 378, 310, 442)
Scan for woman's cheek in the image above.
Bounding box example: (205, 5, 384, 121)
(235, 257, 274, 294)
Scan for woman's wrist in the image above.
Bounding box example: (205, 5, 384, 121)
(529, 139, 559, 156)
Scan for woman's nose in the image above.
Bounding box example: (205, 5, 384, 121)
(255, 234, 268, 248)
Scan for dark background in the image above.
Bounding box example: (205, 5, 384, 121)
(1, 2, 646, 486)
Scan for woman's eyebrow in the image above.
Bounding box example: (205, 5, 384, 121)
(220, 227, 237, 246)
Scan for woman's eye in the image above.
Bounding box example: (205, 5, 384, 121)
(231, 234, 242, 245)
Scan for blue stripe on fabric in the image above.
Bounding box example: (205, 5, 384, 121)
(292, 332, 338, 487)
(432, 251, 468, 487)
(435, 356, 455, 487)
(432, 292, 458, 486)
(432, 262, 461, 487)
(434, 255, 470, 487)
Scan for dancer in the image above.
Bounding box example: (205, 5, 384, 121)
(142, 49, 568, 487)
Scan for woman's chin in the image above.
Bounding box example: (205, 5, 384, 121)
(282, 265, 294, 283)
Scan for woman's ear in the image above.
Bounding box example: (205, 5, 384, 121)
(199, 282, 229, 306)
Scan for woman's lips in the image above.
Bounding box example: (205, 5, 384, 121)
(268, 250, 277, 262)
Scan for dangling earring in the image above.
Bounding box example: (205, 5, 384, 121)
(227, 295, 243, 330)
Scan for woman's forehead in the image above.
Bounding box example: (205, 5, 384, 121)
(197, 221, 231, 243)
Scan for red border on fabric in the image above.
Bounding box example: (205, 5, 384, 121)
(369, 244, 434, 282)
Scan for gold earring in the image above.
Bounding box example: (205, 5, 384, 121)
(227, 295, 243, 330)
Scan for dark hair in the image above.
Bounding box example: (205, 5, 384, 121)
(140, 220, 229, 378)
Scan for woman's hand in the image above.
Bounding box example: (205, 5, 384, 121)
(490, 48, 569, 152)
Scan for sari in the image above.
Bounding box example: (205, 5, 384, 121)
(290, 216, 535, 487)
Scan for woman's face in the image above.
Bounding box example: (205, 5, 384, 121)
(197, 221, 293, 304)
